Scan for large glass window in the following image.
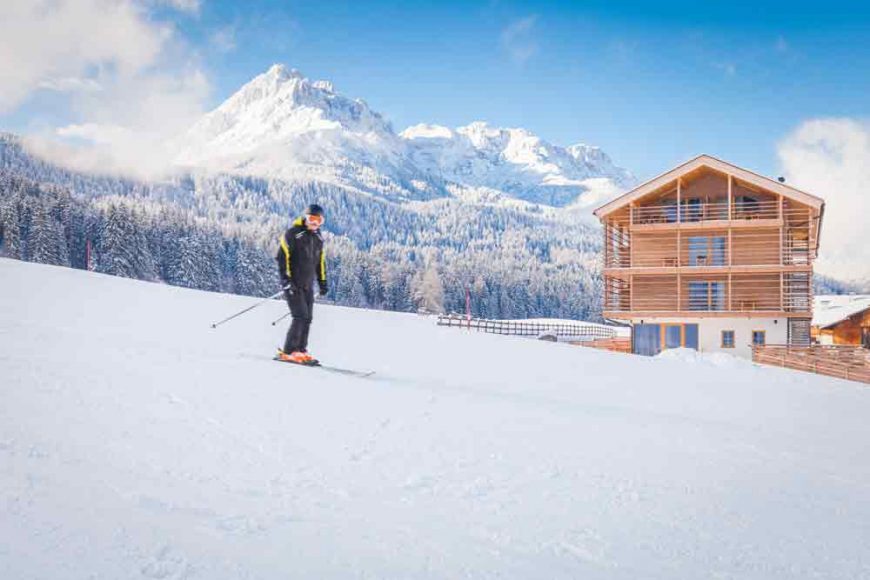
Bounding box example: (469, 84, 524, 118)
(684, 324, 699, 349)
(665, 325, 682, 349)
(712, 236, 727, 266)
(688, 281, 709, 310)
(688, 281, 726, 311)
(711, 282, 726, 310)
(688, 237, 708, 266)
(687, 236, 727, 266)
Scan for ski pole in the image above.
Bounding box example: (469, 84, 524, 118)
(210, 290, 284, 329)
(271, 311, 291, 326)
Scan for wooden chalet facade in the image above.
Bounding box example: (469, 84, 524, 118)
(594, 155, 825, 358)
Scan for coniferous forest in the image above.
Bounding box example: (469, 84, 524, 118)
(0, 169, 604, 321)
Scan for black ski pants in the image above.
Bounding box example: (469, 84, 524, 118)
(284, 284, 315, 353)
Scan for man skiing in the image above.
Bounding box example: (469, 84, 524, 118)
(275, 204, 328, 365)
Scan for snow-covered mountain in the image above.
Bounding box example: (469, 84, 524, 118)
(173, 65, 439, 201)
(173, 64, 633, 207)
(402, 122, 634, 207)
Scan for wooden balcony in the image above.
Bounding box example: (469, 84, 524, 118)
(603, 272, 812, 318)
(630, 200, 781, 229)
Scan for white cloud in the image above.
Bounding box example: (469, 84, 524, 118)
(152, 0, 200, 14)
(501, 15, 538, 65)
(714, 62, 737, 76)
(777, 118, 870, 283)
(0, 0, 210, 178)
(210, 26, 237, 53)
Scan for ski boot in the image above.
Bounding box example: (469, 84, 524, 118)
(276, 349, 317, 365)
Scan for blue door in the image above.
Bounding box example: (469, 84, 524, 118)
(633, 324, 661, 356)
(684, 324, 699, 349)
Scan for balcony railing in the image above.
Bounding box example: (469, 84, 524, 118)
(631, 200, 780, 226)
(603, 275, 812, 314)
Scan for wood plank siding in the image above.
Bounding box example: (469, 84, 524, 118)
(596, 156, 823, 321)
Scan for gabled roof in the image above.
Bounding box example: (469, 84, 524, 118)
(593, 154, 825, 218)
(813, 295, 870, 329)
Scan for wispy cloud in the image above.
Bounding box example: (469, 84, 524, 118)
(153, 0, 201, 14)
(714, 62, 737, 77)
(210, 26, 237, 53)
(778, 118, 870, 282)
(1, 0, 210, 178)
(501, 15, 538, 65)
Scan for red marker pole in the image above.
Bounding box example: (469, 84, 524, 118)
(86, 239, 91, 271)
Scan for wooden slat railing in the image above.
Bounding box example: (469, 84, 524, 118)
(436, 314, 617, 341)
(752, 344, 870, 384)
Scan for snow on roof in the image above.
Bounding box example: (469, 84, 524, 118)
(813, 294, 870, 328)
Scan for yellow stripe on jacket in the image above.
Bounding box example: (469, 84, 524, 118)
(279, 234, 291, 278)
(319, 247, 326, 281)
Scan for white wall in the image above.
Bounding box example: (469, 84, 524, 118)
(630, 317, 788, 359)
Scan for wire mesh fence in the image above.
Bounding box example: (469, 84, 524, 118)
(436, 314, 617, 341)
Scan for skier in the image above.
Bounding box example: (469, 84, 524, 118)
(275, 204, 328, 365)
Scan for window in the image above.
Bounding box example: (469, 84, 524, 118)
(752, 330, 766, 346)
(687, 236, 727, 266)
(711, 236, 727, 266)
(688, 281, 727, 311)
(664, 325, 682, 349)
(682, 198, 703, 222)
(711, 282, 726, 310)
(721, 330, 735, 348)
(688, 237, 708, 266)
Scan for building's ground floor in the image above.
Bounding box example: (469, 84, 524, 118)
(626, 316, 806, 359)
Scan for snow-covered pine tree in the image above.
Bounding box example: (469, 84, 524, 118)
(97, 203, 156, 280)
(27, 200, 70, 267)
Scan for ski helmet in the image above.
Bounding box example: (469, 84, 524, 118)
(306, 203, 324, 217)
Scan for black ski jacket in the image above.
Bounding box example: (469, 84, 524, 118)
(276, 217, 327, 289)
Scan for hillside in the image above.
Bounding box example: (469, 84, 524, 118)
(3, 258, 870, 579)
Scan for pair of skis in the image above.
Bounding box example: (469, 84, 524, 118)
(272, 352, 375, 378)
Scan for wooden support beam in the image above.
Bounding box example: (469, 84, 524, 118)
(677, 272, 681, 312)
(728, 272, 732, 311)
(677, 178, 682, 223)
(727, 174, 733, 221)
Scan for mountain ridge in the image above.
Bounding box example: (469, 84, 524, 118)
(172, 64, 634, 207)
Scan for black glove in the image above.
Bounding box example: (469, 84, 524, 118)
(318, 280, 328, 297)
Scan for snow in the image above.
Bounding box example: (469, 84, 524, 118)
(3, 258, 870, 579)
(172, 64, 633, 207)
(813, 294, 870, 328)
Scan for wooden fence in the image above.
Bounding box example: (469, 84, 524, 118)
(436, 314, 617, 341)
(752, 345, 870, 384)
(571, 337, 632, 353)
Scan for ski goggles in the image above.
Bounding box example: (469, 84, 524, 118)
(305, 214, 325, 227)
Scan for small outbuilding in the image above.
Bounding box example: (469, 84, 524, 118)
(812, 295, 870, 348)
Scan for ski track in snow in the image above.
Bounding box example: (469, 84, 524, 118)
(2, 258, 870, 579)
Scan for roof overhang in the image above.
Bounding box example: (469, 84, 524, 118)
(593, 154, 826, 219)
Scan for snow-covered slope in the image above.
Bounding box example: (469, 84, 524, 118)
(4, 258, 869, 579)
(172, 64, 633, 206)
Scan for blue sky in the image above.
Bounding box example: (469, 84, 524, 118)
(1, 0, 868, 181)
(180, 0, 870, 179)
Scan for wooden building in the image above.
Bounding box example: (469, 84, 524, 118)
(593, 155, 825, 358)
(813, 295, 870, 348)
